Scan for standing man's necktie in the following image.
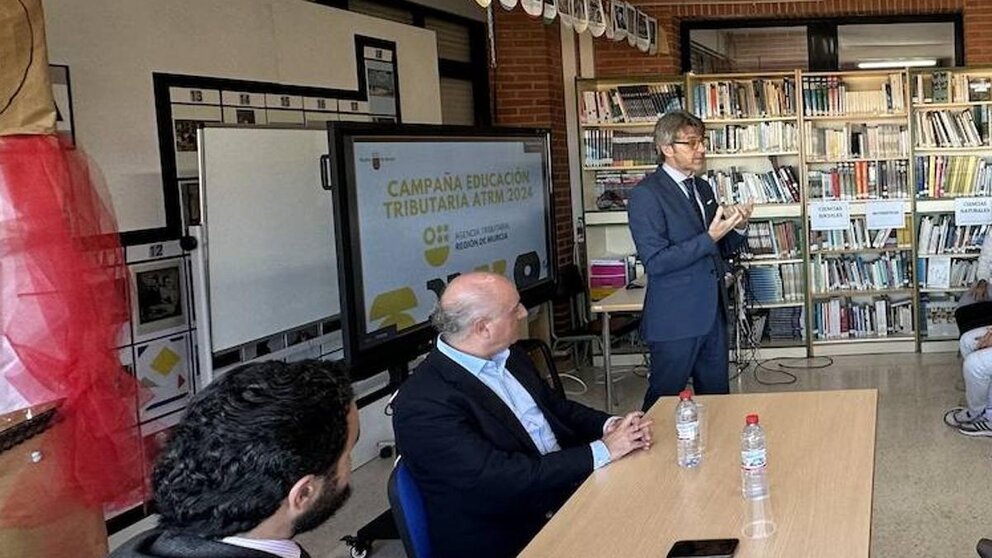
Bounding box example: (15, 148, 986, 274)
(683, 177, 706, 226)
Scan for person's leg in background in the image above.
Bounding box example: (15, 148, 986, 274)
(946, 327, 992, 430)
(689, 309, 730, 396)
(643, 338, 700, 412)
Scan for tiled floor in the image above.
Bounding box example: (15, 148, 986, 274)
(122, 351, 991, 558)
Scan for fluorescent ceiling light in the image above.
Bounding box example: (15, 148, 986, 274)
(857, 59, 937, 69)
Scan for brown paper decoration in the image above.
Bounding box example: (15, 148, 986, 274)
(0, 0, 56, 136)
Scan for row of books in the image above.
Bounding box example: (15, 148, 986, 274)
(810, 252, 913, 292)
(745, 263, 804, 304)
(809, 216, 912, 251)
(705, 121, 798, 154)
(703, 165, 800, 205)
(580, 84, 685, 124)
(917, 217, 989, 254)
(812, 297, 913, 340)
(592, 170, 646, 205)
(919, 257, 979, 289)
(765, 307, 805, 341)
(582, 130, 655, 167)
(807, 160, 911, 200)
(804, 122, 908, 160)
(915, 155, 992, 198)
(921, 297, 960, 339)
(914, 108, 990, 148)
(690, 78, 797, 120)
(801, 74, 906, 117)
(913, 71, 992, 104)
(742, 220, 801, 259)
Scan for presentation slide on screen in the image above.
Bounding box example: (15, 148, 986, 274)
(352, 139, 550, 338)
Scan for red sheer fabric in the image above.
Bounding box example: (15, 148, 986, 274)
(0, 134, 143, 526)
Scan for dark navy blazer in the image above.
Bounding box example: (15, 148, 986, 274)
(627, 166, 745, 342)
(392, 347, 610, 558)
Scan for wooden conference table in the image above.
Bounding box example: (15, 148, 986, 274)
(589, 285, 646, 413)
(519, 389, 878, 558)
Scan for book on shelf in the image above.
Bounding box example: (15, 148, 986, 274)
(593, 169, 647, 206)
(917, 216, 990, 254)
(802, 73, 905, 117)
(580, 83, 685, 124)
(922, 297, 960, 338)
(919, 256, 979, 289)
(803, 122, 908, 160)
(742, 220, 801, 259)
(745, 263, 804, 304)
(924, 255, 952, 289)
(810, 252, 912, 292)
(807, 160, 909, 200)
(582, 129, 655, 167)
(690, 77, 797, 119)
(809, 216, 912, 251)
(813, 296, 913, 340)
(766, 306, 805, 342)
(705, 121, 798, 154)
(913, 71, 992, 104)
(914, 107, 990, 148)
(915, 154, 992, 198)
(704, 165, 800, 205)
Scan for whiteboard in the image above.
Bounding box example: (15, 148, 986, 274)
(199, 127, 339, 351)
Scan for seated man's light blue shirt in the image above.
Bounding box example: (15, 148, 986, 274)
(436, 337, 611, 469)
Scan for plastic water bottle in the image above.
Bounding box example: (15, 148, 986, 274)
(740, 413, 769, 499)
(675, 390, 701, 468)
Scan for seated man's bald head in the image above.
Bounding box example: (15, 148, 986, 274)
(431, 272, 525, 357)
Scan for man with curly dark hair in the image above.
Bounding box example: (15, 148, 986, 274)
(110, 359, 357, 558)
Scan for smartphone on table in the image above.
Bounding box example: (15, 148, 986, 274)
(666, 538, 739, 558)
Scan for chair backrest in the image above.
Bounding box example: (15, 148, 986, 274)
(388, 460, 434, 558)
(514, 338, 566, 398)
(554, 264, 590, 328)
(956, 300, 992, 335)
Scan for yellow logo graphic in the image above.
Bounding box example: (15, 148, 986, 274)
(423, 225, 450, 267)
(369, 287, 418, 331)
(151, 347, 181, 377)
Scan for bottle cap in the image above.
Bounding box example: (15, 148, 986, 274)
(746, 413, 759, 425)
(679, 390, 692, 400)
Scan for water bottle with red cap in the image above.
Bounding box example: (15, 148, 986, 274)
(675, 389, 701, 468)
(740, 413, 769, 499)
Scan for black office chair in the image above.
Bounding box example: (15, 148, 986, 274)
(550, 264, 641, 392)
(388, 459, 434, 558)
(514, 338, 565, 399)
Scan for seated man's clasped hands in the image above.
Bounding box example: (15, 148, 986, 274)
(393, 272, 652, 558)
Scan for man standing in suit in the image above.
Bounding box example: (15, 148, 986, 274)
(109, 360, 357, 558)
(393, 272, 652, 558)
(628, 110, 753, 411)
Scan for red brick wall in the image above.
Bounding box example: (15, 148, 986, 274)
(492, 10, 574, 273)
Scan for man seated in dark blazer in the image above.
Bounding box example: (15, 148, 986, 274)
(109, 359, 357, 558)
(392, 271, 653, 558)
(628, 110, 752, 411)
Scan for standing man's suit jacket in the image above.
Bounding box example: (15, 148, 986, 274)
(392, 346, 611, 558)
(628, 167, 746, 342)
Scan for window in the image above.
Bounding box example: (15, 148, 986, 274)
(838, 22, 956, 70)
(689, 27, 808, 73)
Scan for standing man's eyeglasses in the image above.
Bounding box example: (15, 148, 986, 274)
(671, 137, 710, 150)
